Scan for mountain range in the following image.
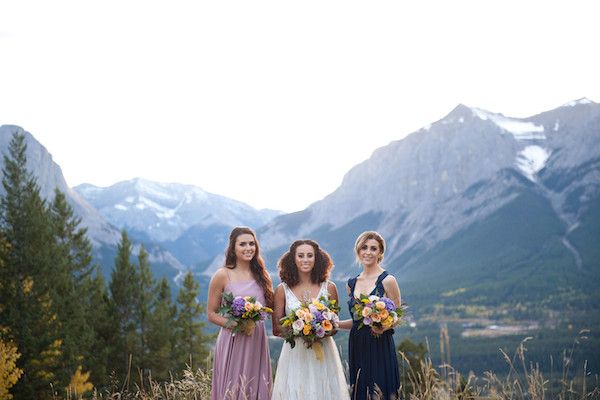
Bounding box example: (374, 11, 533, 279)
(0, 125, 281, 282)
(74, 179, 281, 267)
(254, 99, 600, 312)
(2, 99, 598, 310)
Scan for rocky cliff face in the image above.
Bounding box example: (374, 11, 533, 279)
(256, 100, 600, 294)
(0, 125, 120, 246)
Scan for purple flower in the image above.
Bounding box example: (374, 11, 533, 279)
(382, 297, 395, 312)
(231, 297, 246, 317)
(315, 326, 325, 338)
(313, 310, 323, 323)
(364, 316, 373, 326)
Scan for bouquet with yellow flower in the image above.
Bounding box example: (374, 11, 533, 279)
(219, 292, 273, 336)
(352, 294, 404, 336)
(279, 296, 340, 360)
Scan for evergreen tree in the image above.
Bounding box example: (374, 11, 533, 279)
(48, 189, 96, 388)
(109, 231, 139, 383)
(147, 278, 176, 381)
(84, 269, 114, 390)
(174, 272, 210, 370)
(136, 245, 154, 379)
(0, 132, 63, 398)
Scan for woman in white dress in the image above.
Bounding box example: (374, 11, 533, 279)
(271, 239, 350, 400)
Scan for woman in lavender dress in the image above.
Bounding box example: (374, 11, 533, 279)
(207, 227, 274, 400)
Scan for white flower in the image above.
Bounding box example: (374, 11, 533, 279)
(292, 319, 304, 333)
(369, 295, 380, 302)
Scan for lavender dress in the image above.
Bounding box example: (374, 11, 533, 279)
(211, 280, 272, 400)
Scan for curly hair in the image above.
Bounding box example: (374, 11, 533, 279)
(223, 226, 274, 308)
(278, 239, 333, 287)
(354, 230, 386, 264)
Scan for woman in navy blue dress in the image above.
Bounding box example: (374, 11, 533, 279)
(340, 231, 401, 400)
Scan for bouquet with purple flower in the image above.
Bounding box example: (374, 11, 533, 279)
(352, 294, 404, 336)
(219, 292, 272, 336)
(279, 296, 340, 360)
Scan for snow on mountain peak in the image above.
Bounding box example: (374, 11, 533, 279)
(516, 145, 551, 181)
(133, 178, 177, 202)
(472, 108, 545, 140)
(562, 98, 593, 107)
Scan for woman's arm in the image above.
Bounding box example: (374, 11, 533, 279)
(207, 269, 234, 329)
(327, 281, 339, 303)
(383, 275, 401, 307)
(337, 283, 353, 330)
(272, 284, 286, 337)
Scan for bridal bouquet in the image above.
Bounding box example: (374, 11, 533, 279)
(352, 294, 404, 335)
(280, 296, 340, 360)
(219, 292, 273, 336)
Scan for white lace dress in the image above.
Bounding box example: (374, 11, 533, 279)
(271, 281, 350, 400)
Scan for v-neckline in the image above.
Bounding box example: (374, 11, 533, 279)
(288, 282, 323, 303)
(352, 271, 385, 301)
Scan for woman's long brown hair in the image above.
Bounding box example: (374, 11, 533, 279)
(224, 226, 274, 308)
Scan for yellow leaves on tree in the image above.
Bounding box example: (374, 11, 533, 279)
(30, 339, 62, 382)
(66, 366, 93, 396)
(0, 339, 23, 400)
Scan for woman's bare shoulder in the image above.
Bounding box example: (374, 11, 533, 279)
(211, 267, 229, 282)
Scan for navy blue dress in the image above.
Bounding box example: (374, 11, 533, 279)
(348, 271, 401, 400)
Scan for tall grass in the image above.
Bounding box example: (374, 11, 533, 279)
(65, 332, 599, 400)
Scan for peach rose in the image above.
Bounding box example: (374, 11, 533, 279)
(303, 324, 312, 336)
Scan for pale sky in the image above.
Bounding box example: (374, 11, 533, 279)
(1, 1, 599, 212)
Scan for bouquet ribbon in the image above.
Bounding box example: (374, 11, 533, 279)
(238, 319, 256, 336)
(312, 341, 324, 361)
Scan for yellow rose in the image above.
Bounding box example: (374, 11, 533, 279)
(303, 324, 312, 336)
(376, 301, 386, 310)
(322, 320, 333, 331)
(362, 307, 372, 317)
(304, 313, 313, 322)
(295, 309, 306, 319)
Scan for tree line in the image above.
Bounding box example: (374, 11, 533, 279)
(0, 133, 211, 399)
